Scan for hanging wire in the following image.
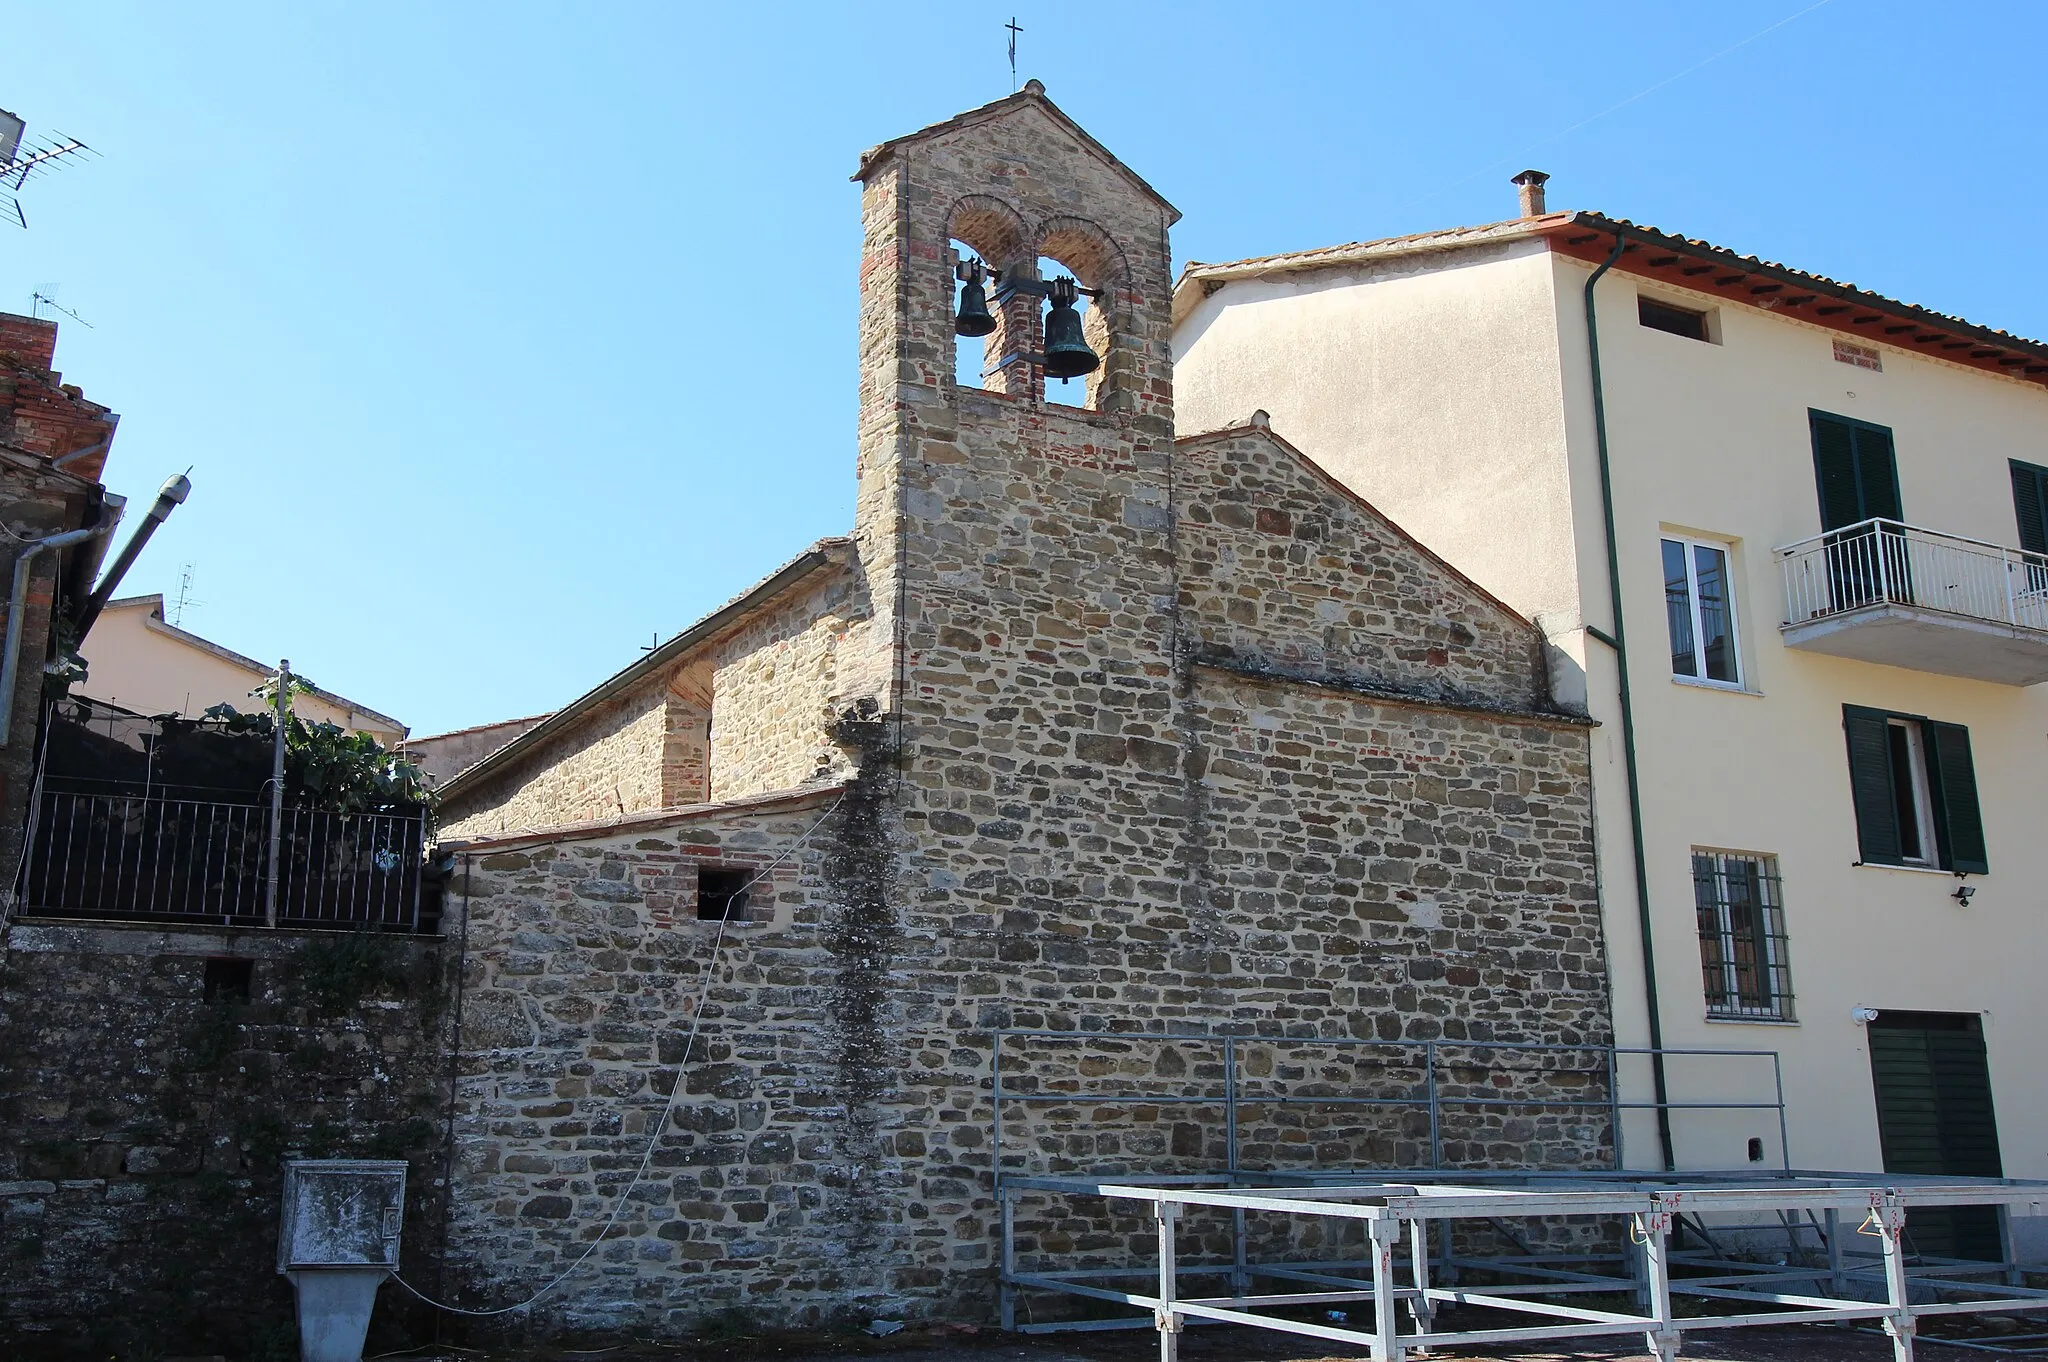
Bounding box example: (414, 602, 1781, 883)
(387, 790, 847, 1316)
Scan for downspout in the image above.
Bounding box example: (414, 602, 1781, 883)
(73, 472, 191, 641)
(1582, 229, 1677, 1171)
(0, 519, 116, 747)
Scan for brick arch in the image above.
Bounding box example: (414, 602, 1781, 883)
(945, 195, 1035, 398)
(1035, 215, 1131, 411)
(946, 194, 1031, 270)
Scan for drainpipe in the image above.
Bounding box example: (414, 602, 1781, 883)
(73, 472, 190, 642)
(1583, 229, 1677, 1171)
(0, 519, 116, 747)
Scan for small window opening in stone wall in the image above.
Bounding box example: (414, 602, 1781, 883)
(203, 957, 254, 1002)
(697, 867, 754, 922)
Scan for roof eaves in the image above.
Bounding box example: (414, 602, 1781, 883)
(439, 778, 852, 854)
(1551, 212, 2048, 366)
(132, 609, 410, 735)
(853, 84, 1180, 225)
(438, 537, 853, 803)
(1170, 214, 1566, 325)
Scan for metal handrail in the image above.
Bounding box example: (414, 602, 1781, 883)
(16, 788, 428, 931)
(990, 1030, 1789, 1183)
(1775, 516, 2048, 633)
(1775, 515, 2027, 560)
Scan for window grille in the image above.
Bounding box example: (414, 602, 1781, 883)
(1693, 851, 1794, 1021)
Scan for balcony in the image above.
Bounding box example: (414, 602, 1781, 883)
(1776, 518, 2048, 685)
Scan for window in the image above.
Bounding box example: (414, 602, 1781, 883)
(1841, 706, 1988, 873)
(1810, 411, 1902, 531)
(1662, 535, 1741, 686)
(1638, 296, 1711, 342)
(1693, 851, 1794, 1020)
(203, 957, 254, 1002)
(2011, 459, 2048, 594)
(1811, 411, 1908, 610)
(697, 866, 754, 922)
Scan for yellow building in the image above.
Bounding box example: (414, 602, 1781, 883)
(1174, 176, 2048, 1256)
(77, 594, 406, 743)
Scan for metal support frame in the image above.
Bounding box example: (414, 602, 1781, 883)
(999, 1173, 2048, 1362)
(989, 1028, 1792, 1190)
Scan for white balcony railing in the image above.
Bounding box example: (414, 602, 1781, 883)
(1777, 517, 2048, 636)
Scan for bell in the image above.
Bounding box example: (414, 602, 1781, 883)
(954, 261, 997, 338)
(1042, 276, 1099, 380)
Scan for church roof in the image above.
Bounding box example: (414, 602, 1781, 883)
(853, 80, 1181, 225)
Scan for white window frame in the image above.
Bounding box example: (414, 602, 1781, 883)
(1887, 717, 1941, 868)
(1662, 533, 1744, 690)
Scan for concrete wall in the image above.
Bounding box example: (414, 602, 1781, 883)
(1172, 241, 1584, 658)
(0, 921, 453, 1359)
(1174, 235, 2048, 1201)
(1561, 255, 2048, 1190)
(76, 599, 405, 742)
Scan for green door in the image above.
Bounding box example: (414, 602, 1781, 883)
(1867, 1011, 2004, 1260)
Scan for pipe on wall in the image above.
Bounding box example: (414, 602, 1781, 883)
(0, 520, 115, 747)
(73, 471, 190, 641)
(1582, 230, 1678, 1171)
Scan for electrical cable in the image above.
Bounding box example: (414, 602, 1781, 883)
(387, 791, 845, 1316)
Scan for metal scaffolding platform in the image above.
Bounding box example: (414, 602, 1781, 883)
(997, 1169, 2048, 1362)
(986, 1031, 2047, 1360)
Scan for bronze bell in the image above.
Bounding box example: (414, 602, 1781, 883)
(1042, 276, 1099, 380)
(954, 260, 997, 338)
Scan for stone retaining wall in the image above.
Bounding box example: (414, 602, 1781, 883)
(0, 922, 453, 1360)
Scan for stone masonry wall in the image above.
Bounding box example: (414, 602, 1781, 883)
(1176, 424, 1550, 712)
(0, 922, 454, 1360)
(707, 571, 864, 803)
(443, 677, 707, 841)
(425, 88, 1611, 1339)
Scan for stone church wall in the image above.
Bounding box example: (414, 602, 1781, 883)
(441, 677, 705, 841)
(707, 572, 866, 803)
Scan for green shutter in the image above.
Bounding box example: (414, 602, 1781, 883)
(1843, 705, 1903, 865)
(1924, 721, 1988, 875)
(1812, 413, 1865, 531)
(1853, 424, 1903, 522)
(2012, 460, 2048, 555)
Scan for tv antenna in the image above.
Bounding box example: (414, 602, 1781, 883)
(171, 563, 201, 628)
(1006, 17, 1023, 91)
(30, 289, 92, 329)
(0, 106, 95, 230)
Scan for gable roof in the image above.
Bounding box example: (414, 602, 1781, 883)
(1174, 210, 2048, 388)
(96, 594, 408, 734)
(437, 537, 853, 803)
(1173, 415, 1535, 633)
(853, 81, 1181, 225)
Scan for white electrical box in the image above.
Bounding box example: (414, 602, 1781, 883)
(277, 1159, 408, 1272)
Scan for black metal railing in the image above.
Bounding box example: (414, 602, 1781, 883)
(18, 789, 427, 931)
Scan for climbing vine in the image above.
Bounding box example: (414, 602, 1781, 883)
(203, 673, 433, 816)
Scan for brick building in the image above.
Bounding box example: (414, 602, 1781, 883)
(0, 313, 120, 881)
(434, 87, 1610, 1330)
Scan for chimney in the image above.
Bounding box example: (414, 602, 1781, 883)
(0, 312, 58, 370)
(1512, 169, 1550, 219)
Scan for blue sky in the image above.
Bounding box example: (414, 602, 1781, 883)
(5, 1, 2043, 737)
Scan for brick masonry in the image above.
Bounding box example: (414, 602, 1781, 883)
(426, 87, 1612, 1337)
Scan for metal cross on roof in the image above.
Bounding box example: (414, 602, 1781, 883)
(1006, 17, 1023, 92)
